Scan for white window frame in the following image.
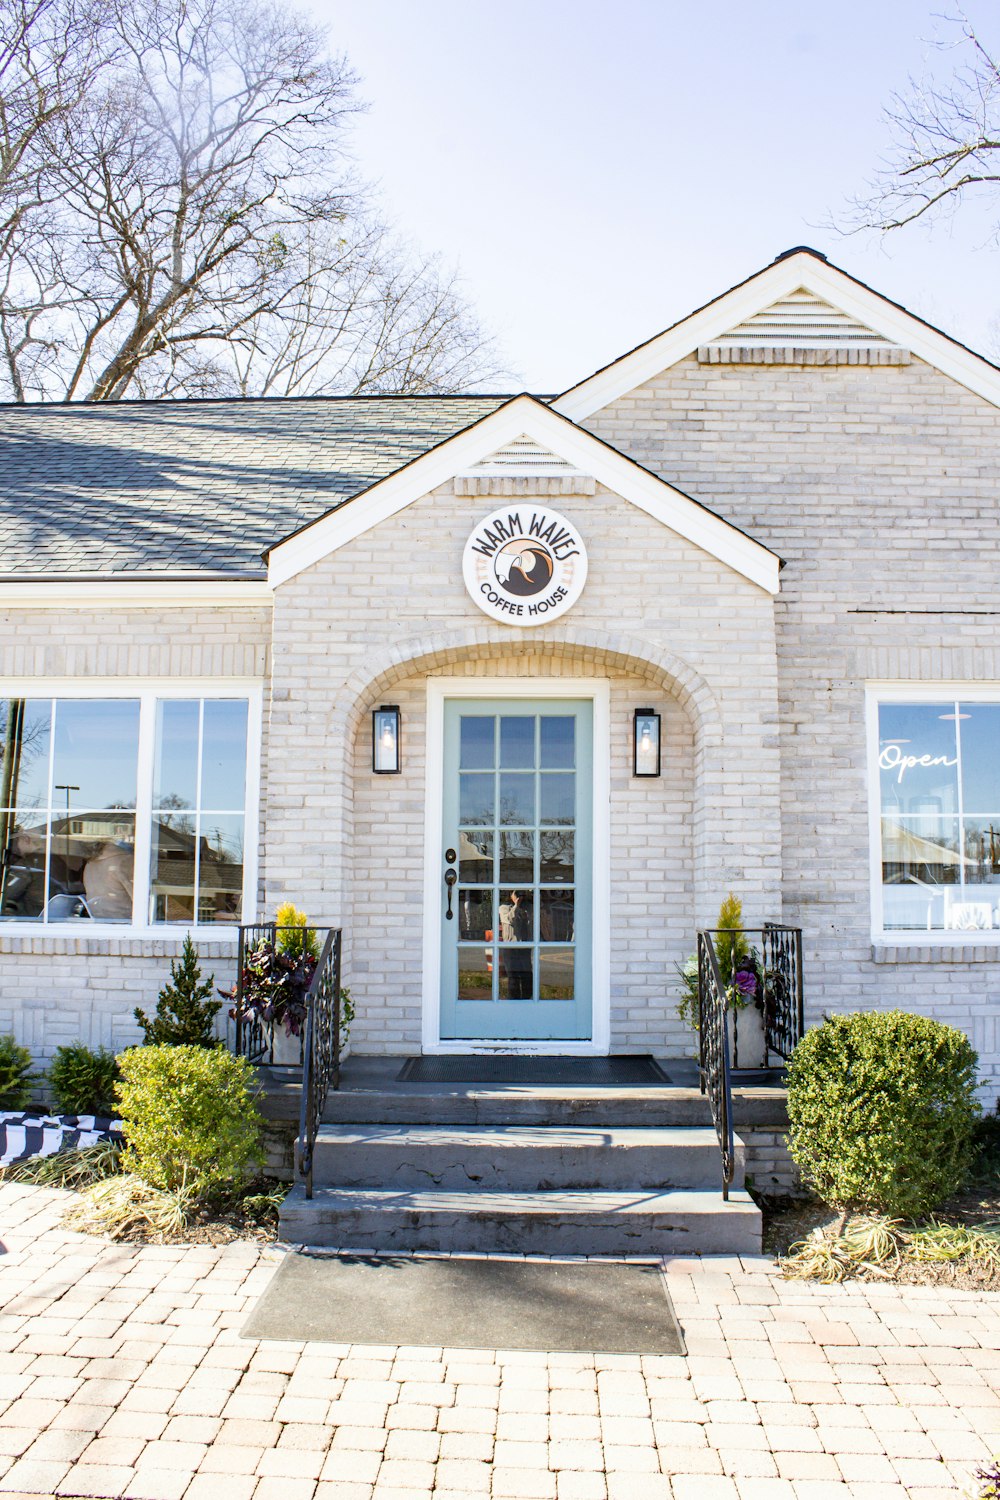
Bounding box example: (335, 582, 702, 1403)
(866, 682, 1000, 947)
(0, 678, 262, 942)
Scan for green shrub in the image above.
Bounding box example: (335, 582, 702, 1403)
(116, 1044, 262, 1199)
(0, 1034, 40, 1109)
(48, 1044, 120, 1116)
(134, 934, 220, 1047)
(787, 1010, 980, 1217)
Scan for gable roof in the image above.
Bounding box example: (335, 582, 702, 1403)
(554, 247, 1000, 419)
(0, 393, 509, 582)
(266, 393, 782, 594)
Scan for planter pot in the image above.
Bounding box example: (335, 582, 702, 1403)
(728, 1004, 767, 1072)
(271, 1026, 303, 1068)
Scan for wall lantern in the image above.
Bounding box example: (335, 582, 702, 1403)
(633, 708, 661, 777)
(372, 705, 401, 774)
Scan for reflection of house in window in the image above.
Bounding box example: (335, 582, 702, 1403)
(150, 817, 243, 924)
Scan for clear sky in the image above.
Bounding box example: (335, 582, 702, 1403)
(302, 0, 1000, 391)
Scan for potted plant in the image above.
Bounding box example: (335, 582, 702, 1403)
(236, 904, 319, 1065)
(676, 893, 768, 1071)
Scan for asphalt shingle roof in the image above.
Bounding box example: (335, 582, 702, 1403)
(0, 395, 512, 578)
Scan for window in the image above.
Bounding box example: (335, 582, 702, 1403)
(0, 690, 255, 928)
(872, 695, 1000, 937)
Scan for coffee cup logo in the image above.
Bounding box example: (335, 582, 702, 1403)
(462, 505, 588, 625)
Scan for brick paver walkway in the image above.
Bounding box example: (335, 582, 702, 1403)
(0, 1181, 997, 1499)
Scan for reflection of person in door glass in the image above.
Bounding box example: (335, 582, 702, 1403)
(503, 889, 533, 998)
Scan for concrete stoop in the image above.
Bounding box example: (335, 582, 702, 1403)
(278, 1083, 763, 1255)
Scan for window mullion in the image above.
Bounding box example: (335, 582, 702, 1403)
(132, 695, 156, 929)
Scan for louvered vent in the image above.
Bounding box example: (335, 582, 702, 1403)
(699, 289, 910, 365)
(464, 435, 583, 475)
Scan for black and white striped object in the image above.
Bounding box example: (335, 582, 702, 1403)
(0, 1111, 124, 1167)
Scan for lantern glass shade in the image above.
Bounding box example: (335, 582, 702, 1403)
(373, 705, 401, 774)
(633, 708, 661, 777)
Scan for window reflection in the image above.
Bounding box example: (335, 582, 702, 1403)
(878, 700, 1000, 931)
(0, 695, 249, 926)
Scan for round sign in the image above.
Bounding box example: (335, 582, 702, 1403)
(462, 504, 588, 626)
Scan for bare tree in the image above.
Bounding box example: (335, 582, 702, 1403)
(848, 13, 1000, 236)
(0, 0, 499, 401)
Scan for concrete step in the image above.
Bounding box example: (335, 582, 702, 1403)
(280, 1183, 762, 1256)
(307, 1123, 742, 1192)
(316, 1087, 715, 1128)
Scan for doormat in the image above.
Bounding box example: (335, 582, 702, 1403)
(242, 1252, 684, 1355)
(396, 1054, 670, 1086)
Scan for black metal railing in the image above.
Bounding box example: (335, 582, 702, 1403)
(232, 922, 280, 1065)
(697, 930, 735, 1198)
(697, 924, 804, 1197)
(761, 923, 804, 1064)
(297, 928, 343, 1199)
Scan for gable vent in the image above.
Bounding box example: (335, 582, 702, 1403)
(699, 289, 910, 365)
(463, 435, 584, 476)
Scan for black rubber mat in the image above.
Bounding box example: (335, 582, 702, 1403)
(243, 1252, 684, 1354)
(396, 1054, 670, 1086)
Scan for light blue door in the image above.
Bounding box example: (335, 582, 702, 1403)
(440, 699, 593, 1041)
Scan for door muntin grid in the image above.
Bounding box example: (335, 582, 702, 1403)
(440, 699, 593, 1041)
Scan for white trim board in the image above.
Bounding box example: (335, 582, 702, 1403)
(554, 250, 1000, 420)
(421, 677, 612, 1056)
(266, 396, 781, 595)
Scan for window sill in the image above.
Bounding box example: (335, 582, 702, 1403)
(872, 940, 1000, 964)
(0, 925, 240, 957)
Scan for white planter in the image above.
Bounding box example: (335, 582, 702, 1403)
(727, 1003, 767, 1071)
(271, 1027, 303, 1068)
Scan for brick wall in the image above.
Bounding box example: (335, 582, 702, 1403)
(585, 354, 1000, 1098)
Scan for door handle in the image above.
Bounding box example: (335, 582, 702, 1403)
(444, 867, 457, 920)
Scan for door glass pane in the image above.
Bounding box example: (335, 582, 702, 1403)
(201, 700, 248, 810)
(540, 889, 574, 941)
(499, 946, 534, 1000)
(540, 773, 575, 825)
(0, 700, 51, 810)
(460, 773, 494, 825)
(499, 716, 534, 768)
(499, 888, 535, 943)
(458, 947, 493, 999)
(540, 716, 575, 768)
(499, 773, 534, 826)
(499, 830, 534, 884)
(959, 704, 1000, 813)
(459, 830, 493, 882)
(460, 717, 495, 770)
(540, 830, 574, 882)
(153, 700, 199, 808)
(539, 948, 574, 1000)
(52, 700, 140, 810)
(459, 888, 493, 941)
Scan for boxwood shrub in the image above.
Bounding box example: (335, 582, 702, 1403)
(49, 1044, 120, 1117)
(116, 1044, 262, 1200)
(786, 1010, 980, 1217)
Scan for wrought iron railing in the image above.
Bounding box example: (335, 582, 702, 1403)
(697, 930, 735, 1197)
(232, 922, 280, 1065)
(761, 923, 804, 1064)
(697, 923, 804, 1198)
(297, 928, 343, 1199)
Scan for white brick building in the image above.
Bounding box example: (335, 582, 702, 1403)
(2, 247, 998, 1099)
